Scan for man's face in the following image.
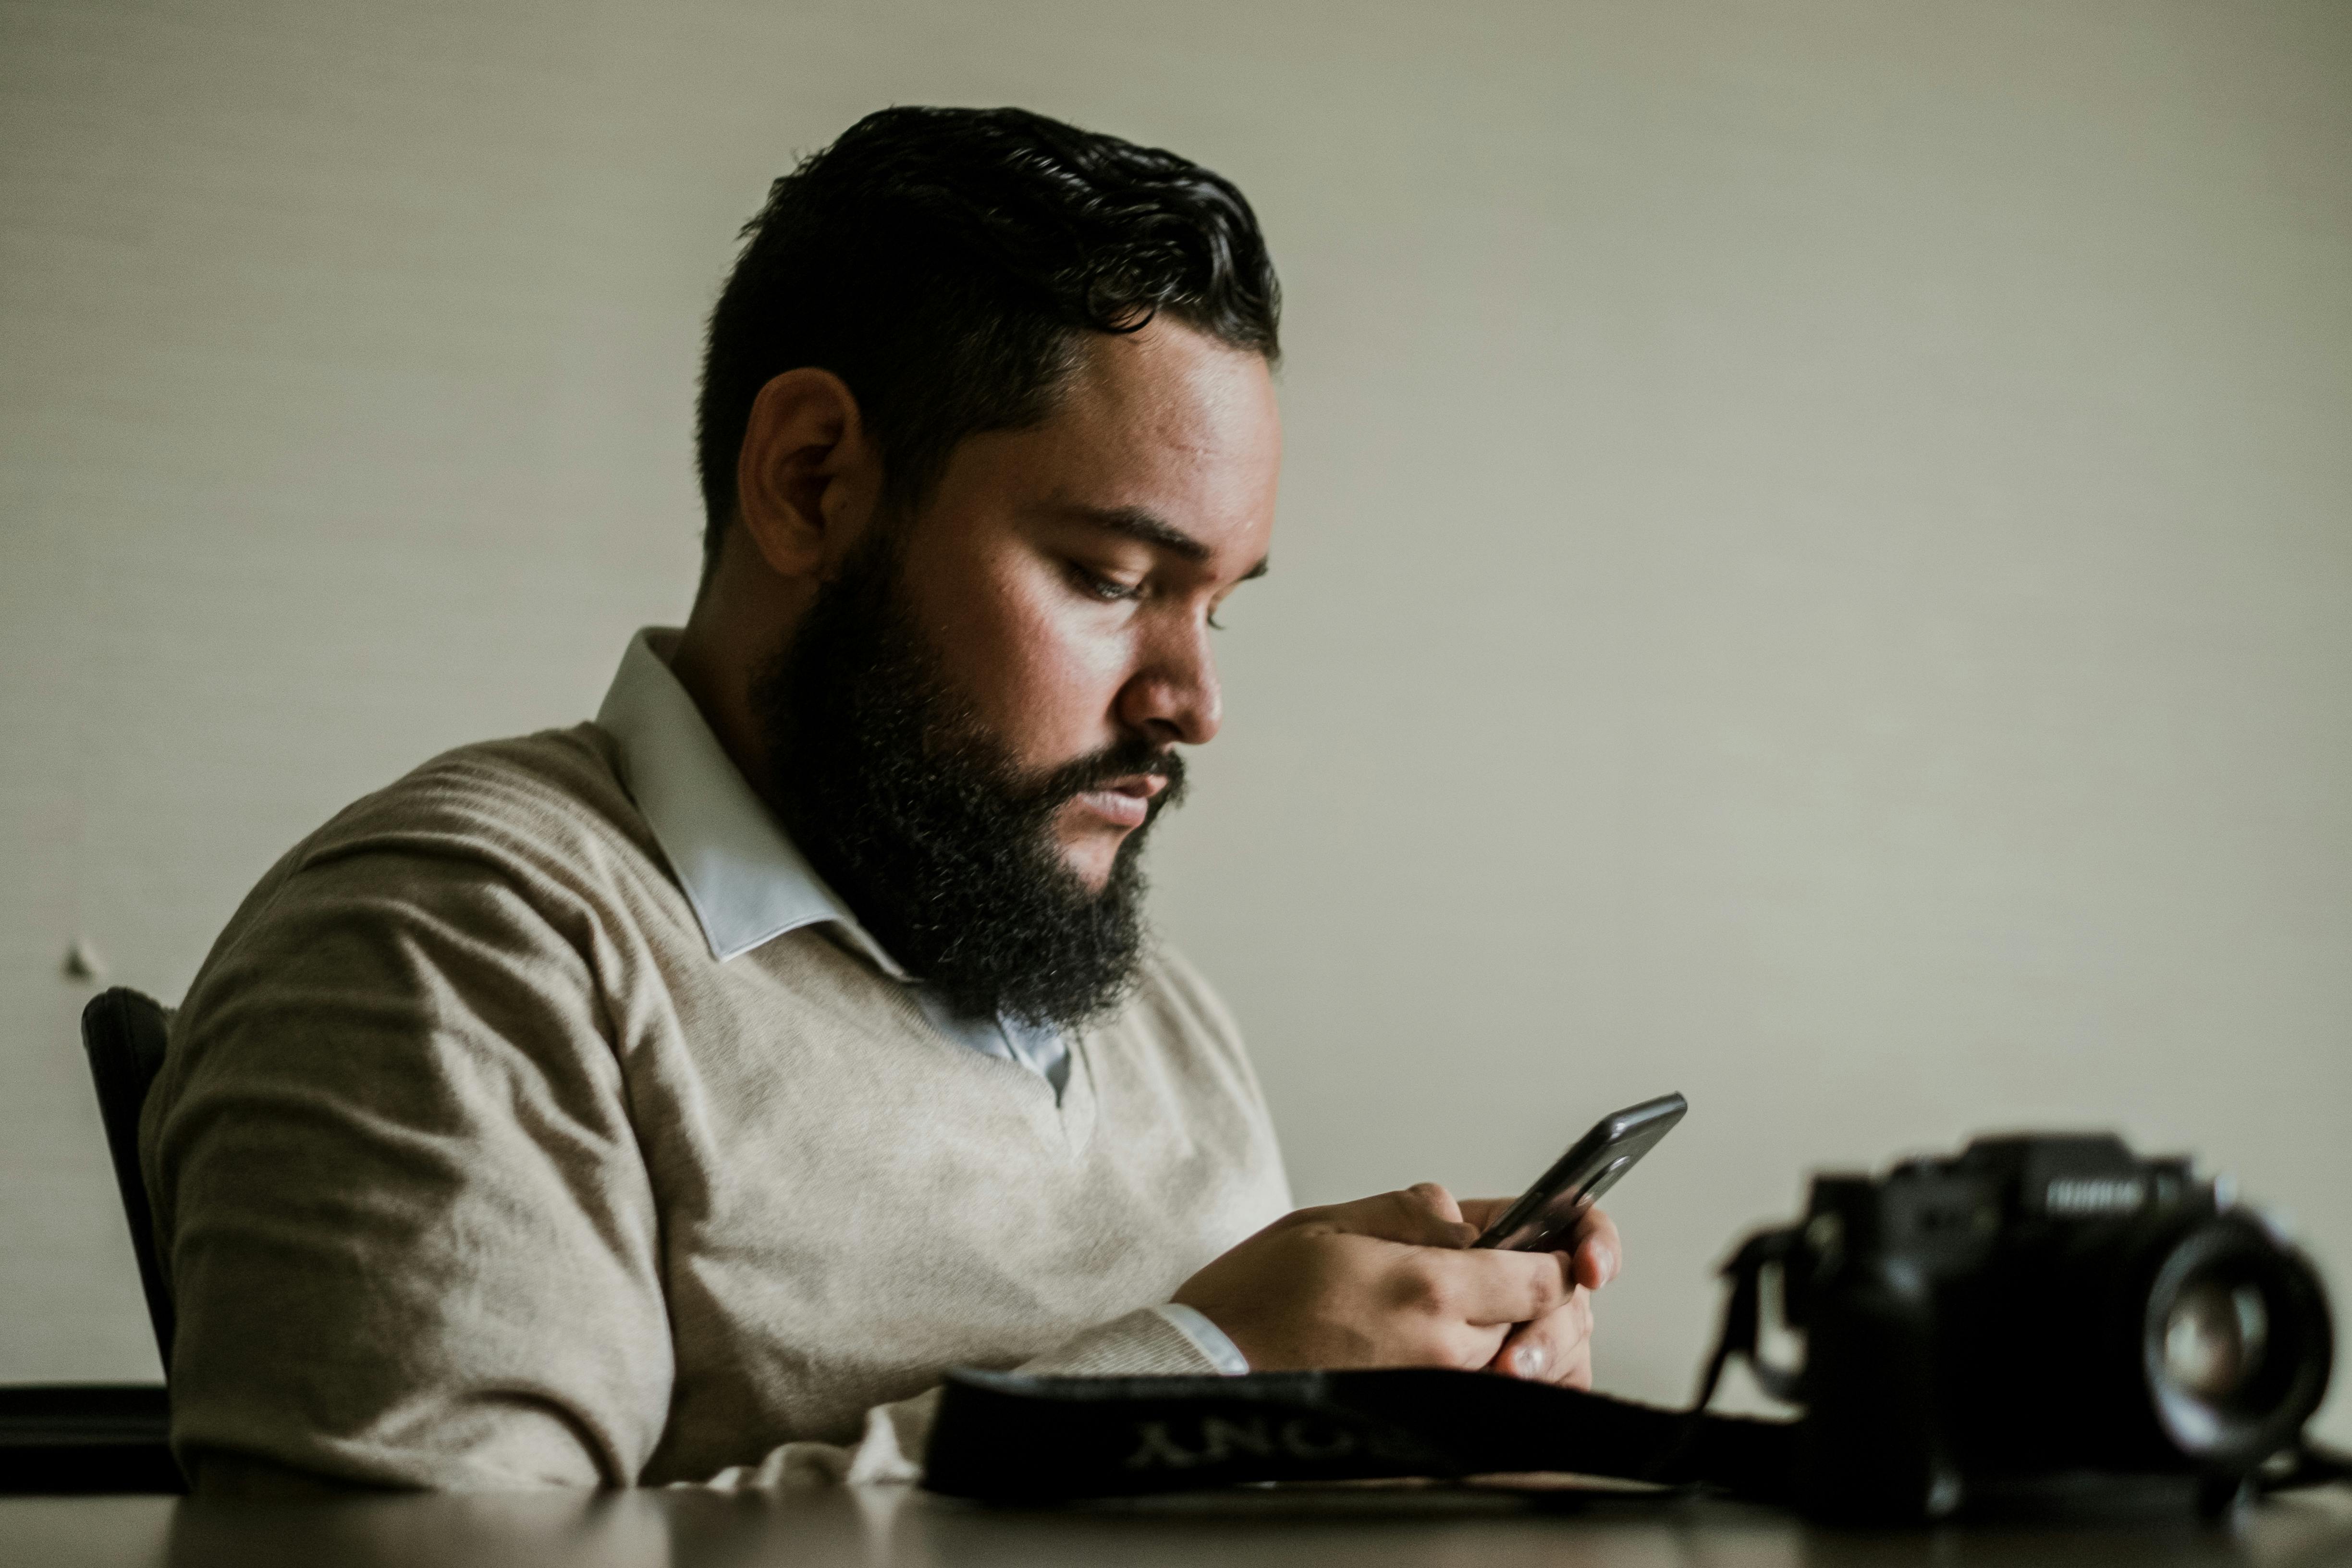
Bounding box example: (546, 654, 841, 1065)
(890, 320, 1282, 890)
(750, 319, 1280, 1027)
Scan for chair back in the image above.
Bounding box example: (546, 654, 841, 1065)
(79, 988, 176, 1374)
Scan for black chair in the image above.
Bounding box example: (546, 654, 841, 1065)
(79, 986, 177, 1373)
(0, 988, 182, 1493)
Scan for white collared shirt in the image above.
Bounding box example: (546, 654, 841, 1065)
(595, 629, 1073, 1092)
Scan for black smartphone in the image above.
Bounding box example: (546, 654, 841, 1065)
(1472, 1092, 1688, 1251)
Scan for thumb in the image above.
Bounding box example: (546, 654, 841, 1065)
(1325, 1183, 1478, 1248)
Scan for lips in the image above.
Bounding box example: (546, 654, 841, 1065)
(1073, 774, 1167, 830)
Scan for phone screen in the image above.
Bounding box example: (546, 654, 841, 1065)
(1473, 1092, 1687, 1251)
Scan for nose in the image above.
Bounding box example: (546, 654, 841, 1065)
(1117, 614, 1222, 747)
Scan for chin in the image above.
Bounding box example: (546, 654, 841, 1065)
(1057, 838, 1124, 894)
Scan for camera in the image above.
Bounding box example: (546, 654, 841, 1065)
(1712, 1133, 2336, 1521)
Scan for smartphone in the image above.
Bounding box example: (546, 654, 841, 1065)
(1472, 1092, 1688, 1251)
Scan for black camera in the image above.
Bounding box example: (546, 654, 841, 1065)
(1710, 1133, 2336, 1520)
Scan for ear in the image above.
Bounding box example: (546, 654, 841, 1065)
(732, 368, 884, 583)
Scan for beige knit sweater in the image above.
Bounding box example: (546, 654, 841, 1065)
(140, 726, 1291, 1489)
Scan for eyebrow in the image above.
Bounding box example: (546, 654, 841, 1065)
(1052, 502, 1270, 581)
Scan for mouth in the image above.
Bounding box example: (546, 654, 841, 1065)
(1070, 773, 1169, 831)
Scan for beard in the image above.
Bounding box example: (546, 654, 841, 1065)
(749, 528, 1186, 1030)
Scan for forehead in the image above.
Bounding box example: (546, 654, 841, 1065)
(1053, 318, 1280, 457)
(938, 320, 1281, 565)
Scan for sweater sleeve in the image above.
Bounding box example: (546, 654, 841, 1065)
(145, 841, 675, 1491)
(693, 1305, 1239, 1491)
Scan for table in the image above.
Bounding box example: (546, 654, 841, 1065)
(6, 1483, 2352, 1568)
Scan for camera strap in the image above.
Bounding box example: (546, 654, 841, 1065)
(921, 1363, 1798, 1503)
(1689, 1226, 1805, 1409)
(923, 1230, 1820, 1504)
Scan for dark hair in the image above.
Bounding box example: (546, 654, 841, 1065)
(694, 106, 1282, 575)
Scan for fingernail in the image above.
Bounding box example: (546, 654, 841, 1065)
(1513, 1345, 1548, 1379)
(1592, 1243, 1617, 1285)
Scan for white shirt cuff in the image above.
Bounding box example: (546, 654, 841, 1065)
(1151, 1302, 1250, 1375)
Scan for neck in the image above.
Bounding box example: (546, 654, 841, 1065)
(670, 557, 811, 804)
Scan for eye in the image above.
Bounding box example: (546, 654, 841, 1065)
(1207, 610, 1228, 631)
(1067, 562, 1143, 603)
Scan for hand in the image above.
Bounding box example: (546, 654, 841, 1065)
(1172, 1183, 1575, 1373)
(1454, 1198, 1622, 1389)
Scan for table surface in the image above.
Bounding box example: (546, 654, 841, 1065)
(6, 1483, 2352, 1568)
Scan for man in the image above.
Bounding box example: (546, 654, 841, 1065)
(141, 106, 1619, 1493)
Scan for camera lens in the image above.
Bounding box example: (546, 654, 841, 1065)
(2141, 1216, 2332, 1467)
(2161, 1278, 2268, 1400)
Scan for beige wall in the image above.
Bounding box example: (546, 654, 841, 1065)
(5, 0, 2348, 1444)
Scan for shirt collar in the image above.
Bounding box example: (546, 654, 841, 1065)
(595, 627, 906, 975)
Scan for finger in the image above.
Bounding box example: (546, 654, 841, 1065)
(1490, 1287, 1593, 1384)
(1560, 1329, 1594, 1390)
(1565, 1289, 1596, 1388)
(1572, 1205, 1622, 1289)
(1409, 1182, 1469, 1230)
(1455, 1196, 1515, 1233)
(1330, 1184, 1477, 1248)
(1437, 1246, 1574, 1327)
(1436, 1321, 1516, 1372)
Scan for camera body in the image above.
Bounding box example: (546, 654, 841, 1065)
(1756, 1134, 2333, 1521)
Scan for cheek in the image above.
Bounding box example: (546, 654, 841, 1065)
(949, 564, 1134, 765)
